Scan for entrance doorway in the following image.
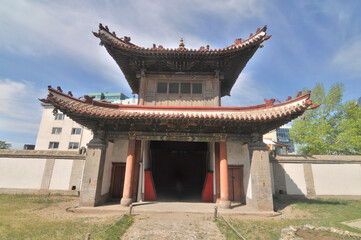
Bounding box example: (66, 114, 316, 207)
(150, 141, 208, 202)
(228, 165, 245, 203)
(110, 163, 126, 199)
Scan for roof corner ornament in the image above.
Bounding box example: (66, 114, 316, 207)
(296, 91, 302, 97)
(124, 36, 131, 43)
(84, 95, 95, 104)
(264, 98, 275, 107)
(46, 92, 54, 100)
(286, 96, 292, 101)
(234, 38, 242, 45)
(179, 38, 185, 48)
(57, 86, 63, 92)
(67, 91, 73, 97)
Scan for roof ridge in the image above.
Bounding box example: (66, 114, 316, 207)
(93, 23, 271, 53)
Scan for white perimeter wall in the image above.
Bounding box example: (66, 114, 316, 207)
(273, 155, 361, 197)
(0, 158, 46, 189)
(312, 164, 361, 195)
(283, 164, 307, 195)
(49, 159, 74, 190)
(0, 153, 84, 192)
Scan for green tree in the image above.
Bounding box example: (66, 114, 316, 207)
(336, 100, 361, 154)
(290, 82, 361, 155)
(0, 141, 11, 149)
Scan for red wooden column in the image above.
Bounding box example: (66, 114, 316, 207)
(219, 141, 231, 208)
(121, 139, 136, 206)
(214, 142, 221, 202)
(131, 140, 142, 201)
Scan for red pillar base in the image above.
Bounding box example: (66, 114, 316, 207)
(219, 200, 231, 209)
(120, 197, 132, 206)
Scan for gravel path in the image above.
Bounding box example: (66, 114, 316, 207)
(121, 212, 225, 240)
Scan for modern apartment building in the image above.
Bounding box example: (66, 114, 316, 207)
(35, 92, 137, 151)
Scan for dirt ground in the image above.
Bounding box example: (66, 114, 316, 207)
(121, 212, 225, 240)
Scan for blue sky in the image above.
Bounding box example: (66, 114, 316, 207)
(1, 0, 360, 149)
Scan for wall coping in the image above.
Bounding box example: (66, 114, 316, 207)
(0, 149, 86, 160)
(272, 155, 361, 164)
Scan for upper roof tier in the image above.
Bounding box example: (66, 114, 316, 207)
(93, 24, 271, 97)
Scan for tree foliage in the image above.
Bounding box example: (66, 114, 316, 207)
(0, 141, 11, 149)
(290, 82, 361, 155)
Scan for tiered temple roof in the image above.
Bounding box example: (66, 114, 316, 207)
(93, 24, 271, 96)
(41, 86, 318, 139)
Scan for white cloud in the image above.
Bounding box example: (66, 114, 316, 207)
(332, 36, 361, 78)
(0, 79, 44, 135)
(221, 72, 275, 107)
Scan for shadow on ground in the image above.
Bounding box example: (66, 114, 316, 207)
(274, 197, 347, 211)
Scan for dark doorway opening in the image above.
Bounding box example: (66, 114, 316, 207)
(150, 141, 208, 202)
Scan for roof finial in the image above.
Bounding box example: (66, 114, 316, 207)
(179, 38, 185, 48)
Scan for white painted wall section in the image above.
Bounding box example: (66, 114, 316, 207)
(49, 159, 73, 190)
(101, 139, 129, 195)
(284, 164, 307, 195)
(0, 158, 46, 189)
(312, 164, 361, 195)
(101, 141, 114, 195)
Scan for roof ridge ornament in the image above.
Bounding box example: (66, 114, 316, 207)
(179, 38, 185, 48)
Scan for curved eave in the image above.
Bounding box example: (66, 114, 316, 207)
(94, 24, 269, 57)
(40, 86, 314, 135)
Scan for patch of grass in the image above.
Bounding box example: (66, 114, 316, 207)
(0, 194, 132, 240)
(216, 198, 361, 240)
(94, 215, 134, 240)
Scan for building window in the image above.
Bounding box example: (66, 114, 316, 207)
(181, 83, 191, 94)
(157, 82, 168, 93)
(192, 83, 202, 94)
(169, 82, 179, 94)
(54, 114, 64, 120)
(157, 81, 203, 95)
(68, 142, 79, 149)
(51, 127, 62, 134)
(71, 128, 82, 135)
(48, 142, 59, 149)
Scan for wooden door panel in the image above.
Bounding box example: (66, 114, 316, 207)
(233, 168, 242, 202)
(110, 163, 126, 199)
(228, 168, 234, 201)
(228, 166, 244, 202)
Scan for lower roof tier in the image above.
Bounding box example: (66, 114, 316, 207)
(40, 86, 319, 138)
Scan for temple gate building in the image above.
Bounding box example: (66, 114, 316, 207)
(41, 24, 317, 210)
